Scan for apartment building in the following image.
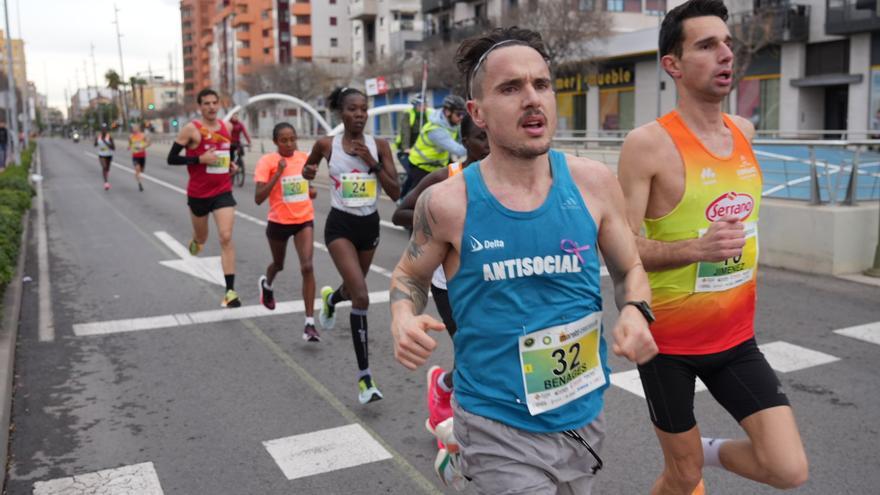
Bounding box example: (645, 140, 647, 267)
(350, 0, 424, 68)
(0, 30, 28, 98)
(181, 0, 214, 108)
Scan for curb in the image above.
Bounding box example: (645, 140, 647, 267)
(0, 146, 36, 490)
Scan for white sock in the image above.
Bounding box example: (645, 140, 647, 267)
(304, 316, 315, 326)
(701, 437, 728, 468)
(262, 278, 272, 290)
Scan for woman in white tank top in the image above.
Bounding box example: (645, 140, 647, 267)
(302, 87, 399, 405)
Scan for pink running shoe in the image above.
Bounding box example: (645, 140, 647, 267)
(425, 366, 453, 445)
(103, 182, 111, 191)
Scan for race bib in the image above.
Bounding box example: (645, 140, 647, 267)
(207, 149, 230, 174)
(281, 175, 309, 203)
(132, 141, 145, 152)
(695, 222, 758, 292)
(340, 173, 377, 207)
(519, 312, 605, 416)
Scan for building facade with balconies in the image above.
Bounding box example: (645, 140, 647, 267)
(351, 0, 423, 68)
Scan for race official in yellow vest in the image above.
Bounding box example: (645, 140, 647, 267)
(404, 95, 467, 193)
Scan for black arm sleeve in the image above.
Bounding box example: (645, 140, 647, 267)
(167, 142, 199, 166)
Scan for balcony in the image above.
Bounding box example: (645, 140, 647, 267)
(731, 2, 810, 44)
(349, 0, 378, 20)
(423, 17, 490, 45)
(826, 0, 880, 34)
(293, 45, 313, 60)
(291, 2, 311, 15)
(293, 24, 312, 36)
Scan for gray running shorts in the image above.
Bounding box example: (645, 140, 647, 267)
(453, 399, 605, 495)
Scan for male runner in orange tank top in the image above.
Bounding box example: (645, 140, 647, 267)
(618, 1, 807, 493)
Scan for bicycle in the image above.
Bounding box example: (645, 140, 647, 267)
(230, 144, 246, 188)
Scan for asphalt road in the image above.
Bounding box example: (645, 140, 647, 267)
(5, 138, 880, 494)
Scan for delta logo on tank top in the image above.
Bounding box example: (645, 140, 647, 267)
(645, 110, 763, 355)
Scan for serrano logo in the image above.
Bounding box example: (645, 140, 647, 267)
(706, 192, 754, 221)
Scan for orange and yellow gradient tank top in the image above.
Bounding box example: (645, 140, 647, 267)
(646, 111, 763, 355)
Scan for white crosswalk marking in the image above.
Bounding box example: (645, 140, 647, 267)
(264, 424, 392, 481)
(33, 462, 164, 495)
(834, 321, 880, 346)
(610, 369, 706, 399)
(759, 341, 840, 373)
(611, 340, 840, 398)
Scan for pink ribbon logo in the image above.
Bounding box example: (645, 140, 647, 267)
(561, 239, 590, 265)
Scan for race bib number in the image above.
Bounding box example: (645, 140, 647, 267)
(132, 141, 145, 152)
(281, 175, 309, 203)
(695, 222, 758, 292)
(207, 149, 230, 174)
(519, 312, 605, 416)
(340, 173, 377, 207)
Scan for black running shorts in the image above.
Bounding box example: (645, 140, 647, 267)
(187, 191, 237, 218)
(266, 220, 313, 242)
(323, 208, 379, 252)
(637, 337, 790, 433)
(132, 156, 146, 169)
(430, 284, 457, 338)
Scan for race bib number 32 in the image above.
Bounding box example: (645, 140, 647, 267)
(519, 312, 605, 416)
(695, 222, 758, 292)
(340, 173, 377, 207)
(281, 175, 309, 203)
(207, 149, 230, 174)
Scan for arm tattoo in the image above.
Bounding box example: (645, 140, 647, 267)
(390, 276, 429, 314)
(407, 188, 435, 261)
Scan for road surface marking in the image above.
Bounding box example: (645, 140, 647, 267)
(33, 462, 163, 495)
(610, 369, 706, 399)
(834, 321, 880, 346)
(154, 231, 225, 286)
(264, 424, 392, 481)
(759, 341, 840, 373)
(73, 290, 391, 337)
(36, 148, 55, 342)
(611, 341, 839, 398)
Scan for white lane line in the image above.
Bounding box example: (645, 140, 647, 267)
(36, 148, 55, 342)
(263, 424, 392, 481)
(610, 369, 706, 399)
(73, 290, 391, 337)
(759, 341, 840, 373)
(84, 151, 395, 280)
(834, 321, 880, 346)
(33, 462, 164, 495)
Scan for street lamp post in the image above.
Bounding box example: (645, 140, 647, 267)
(113, 4, 130, 131)
(3, 0, 18, 164)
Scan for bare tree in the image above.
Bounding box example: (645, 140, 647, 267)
(502, 0, 611, 65)
(729, 6, 785, 88)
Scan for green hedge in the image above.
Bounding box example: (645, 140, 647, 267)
(0, 142, 37, 292)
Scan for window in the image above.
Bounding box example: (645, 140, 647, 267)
(295, 15, 310, 24)
(297, 36, 310, 45)
(261, 10, 270, 20)
(330, 0, 336, 3)
(355, 25, 361, 35)
(263, 47, 271, 54)
(331, 57, 340, 63)
(380, 16, 384, 26)
(241, 57, 251, 65)
(330, 37, 338, 47)
(606, 0, 623, 12)
(330, 16, 337, 26)
(240, 40, 250, 48)
(737, 77, 780, 131)
(262, 28, 271, 36)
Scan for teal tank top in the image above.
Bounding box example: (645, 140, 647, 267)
(447, 150, 609, 433)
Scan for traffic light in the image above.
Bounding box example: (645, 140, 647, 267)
(148, 103, 155, 110)
(171, 119, 179, 127)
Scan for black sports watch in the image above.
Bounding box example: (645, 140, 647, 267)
(624, 300, 655, 324)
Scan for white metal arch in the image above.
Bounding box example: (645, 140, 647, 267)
(329, 103, 414, 136)
(225, 93, 332, 133)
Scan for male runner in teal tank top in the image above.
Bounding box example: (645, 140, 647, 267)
(390, 27, 658, 494)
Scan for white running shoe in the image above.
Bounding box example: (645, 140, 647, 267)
(319, 286, 336, 330)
